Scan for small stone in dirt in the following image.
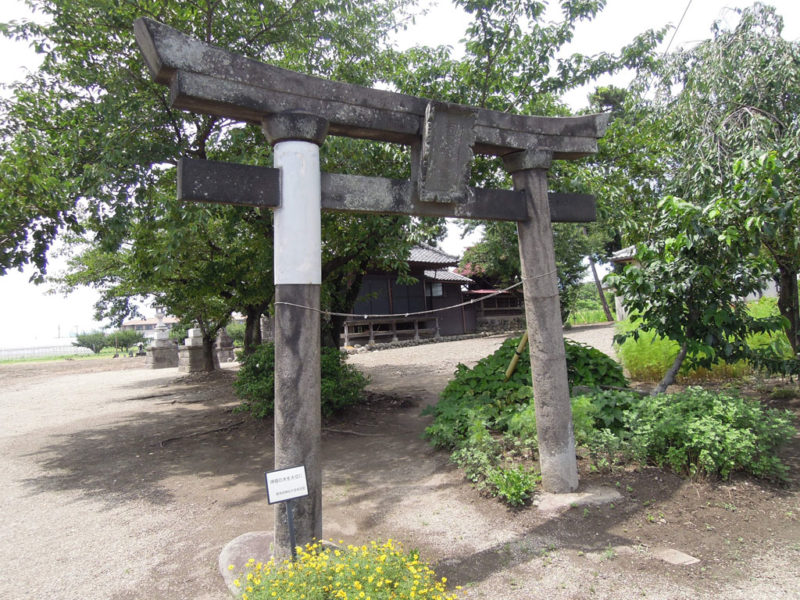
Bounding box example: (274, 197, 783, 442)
(219, 531, 274, 594)
(537, 486, 622, 513)
(651, 547, 700, 565)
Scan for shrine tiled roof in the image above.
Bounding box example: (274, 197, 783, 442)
(408, 243, 459, 266)
(424, 269, 473, 283)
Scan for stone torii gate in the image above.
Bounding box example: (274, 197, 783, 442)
(134, 18, 608, 558)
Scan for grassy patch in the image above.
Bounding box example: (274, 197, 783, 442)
(0, 346, 121, 364)
(615, 297, 793, 382)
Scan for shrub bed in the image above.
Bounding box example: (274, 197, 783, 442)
(423, 336, 627, 504)
(424, 336, 796, 505)
(234, 343, 369, 418)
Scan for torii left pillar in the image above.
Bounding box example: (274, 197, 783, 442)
(263, 112, 329, 558)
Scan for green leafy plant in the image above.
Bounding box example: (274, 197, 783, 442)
(425, 336, 627, 448)
(565, 339, 628, 388)
(578, 389, 642, 434)
(424, 336, 629, 504)
(233, 539, 460, 600)
(226, 321, 246, 347)
(107, 329, 147, 352)
(234, 343, 369, 418)
(72, 331, 108, 354)
(625, 387, 796, 480)
(487, 465, 539, 506)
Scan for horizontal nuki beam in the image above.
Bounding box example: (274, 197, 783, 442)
(177, 158, 596, 223)
(134, 18, 608, 159)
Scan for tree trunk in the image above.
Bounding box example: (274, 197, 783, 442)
(652, 342, 688, 395)
(589, 255, 614, 321)
(244, 306, 263, 356)
(202, 335, 218, 372)
(320, 270, 365, 350)
(777, 265, 800, 355)
(323, 314, 345, 349)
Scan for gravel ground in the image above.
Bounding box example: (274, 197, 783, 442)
(2, 324, 798, 600)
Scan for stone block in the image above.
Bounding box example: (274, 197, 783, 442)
(178, 344, 219, 372)
(146, 346, 179, 369)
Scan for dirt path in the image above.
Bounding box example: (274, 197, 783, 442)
(1, 327, 798, 600)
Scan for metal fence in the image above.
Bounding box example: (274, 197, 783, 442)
(0, 345, 95, 361)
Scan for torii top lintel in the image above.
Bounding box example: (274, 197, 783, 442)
(133, 18, 608, 160)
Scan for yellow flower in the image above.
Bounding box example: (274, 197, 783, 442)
(227, 564, 235, 571)
(233, 579, 241, 588)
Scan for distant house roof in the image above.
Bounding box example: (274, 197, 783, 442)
(121, 316, 180, 328)
(610, 246, 636, 263)
(409, 243, 459, 267)
(424, 269, 473, 283)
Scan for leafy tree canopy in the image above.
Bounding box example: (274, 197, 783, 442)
(607, 3, 800, 380)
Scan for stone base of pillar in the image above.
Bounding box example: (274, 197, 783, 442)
(145, 345, 179, 368)
(216, 347, 235, 363)
(178, 345, 220, 372)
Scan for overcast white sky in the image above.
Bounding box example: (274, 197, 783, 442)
(1, 0, 799, 346)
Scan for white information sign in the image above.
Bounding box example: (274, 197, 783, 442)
(265, 465, 309, 504)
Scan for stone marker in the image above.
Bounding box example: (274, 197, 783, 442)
(652, 547, 700, 565)
(215, 327, 235, 363)
(179, 327, 219, 373)
(145, 311, 178, 368)
(218, 531, 273, 594)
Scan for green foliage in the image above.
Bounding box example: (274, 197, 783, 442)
(226, 322, 246, 347)
(233, 344, 275, 418)
(625, 388, 796, 480)
(607, 192, 785, 393)
(427, 332, 796, 497)
(566, 282, 615, 326)
(72, 331, 108, 354)
(616, 298, 797, 382)
(169, 322, 189, 343)
(605, 4, 800, 381)
(107, 329, 147, 352)
(578, 389, 641, 434)
(487, 465, 539, 507)
(425, 336, 627, 450)
(320, 346, 371, 415)
(424, 336, 628, 504)
(234, 343, 368, 418)
(234, 540, 459, 600)
(564, 339, 628, 388)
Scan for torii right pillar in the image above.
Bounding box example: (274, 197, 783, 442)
(505, 148, 579, 493)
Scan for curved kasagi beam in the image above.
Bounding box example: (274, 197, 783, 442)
(134, 18, 607, 159)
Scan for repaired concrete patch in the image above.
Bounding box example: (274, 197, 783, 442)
(537, 486, 622, 513)
(651, 547, 700, 565)
(218, 531, 274, 594)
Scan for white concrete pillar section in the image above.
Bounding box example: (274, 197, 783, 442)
(263, 113, 329, 558)
(273, 140, 322, 285)
(504, 148, 579, 493)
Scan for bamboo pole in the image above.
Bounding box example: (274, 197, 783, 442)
(504, 331, 529, 381)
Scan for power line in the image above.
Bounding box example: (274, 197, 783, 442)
(663, 0, 694, 56)
(273, 270, 557, 320)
